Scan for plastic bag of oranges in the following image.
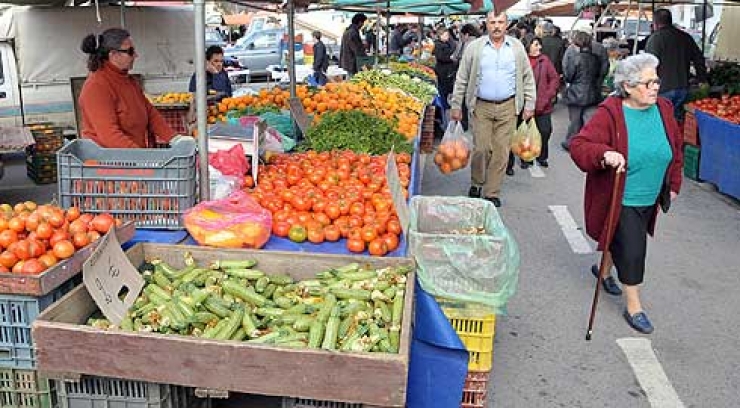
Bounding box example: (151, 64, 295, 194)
(510, 119, 542, 162)
(434, 121, 471, 174)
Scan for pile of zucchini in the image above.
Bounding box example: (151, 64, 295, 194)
(87, 253, 411, 353)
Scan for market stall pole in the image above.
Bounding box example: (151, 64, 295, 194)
(195, 0, 210, 201)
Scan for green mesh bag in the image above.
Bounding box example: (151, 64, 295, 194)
(408, 196, 520, 314)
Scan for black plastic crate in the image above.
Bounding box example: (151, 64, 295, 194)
(56, 376, 191, 408)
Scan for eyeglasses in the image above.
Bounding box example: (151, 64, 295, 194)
(635, 78, 661, 87)
(114, 47, 136, 56)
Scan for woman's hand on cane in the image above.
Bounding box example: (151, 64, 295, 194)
(603, 151, 626, 173)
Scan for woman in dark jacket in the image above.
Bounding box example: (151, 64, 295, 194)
(561, 31, 604, 151)
(569, 53, 683, 334)
(523, 36, 560, 168)
(433, 27, 456, 107)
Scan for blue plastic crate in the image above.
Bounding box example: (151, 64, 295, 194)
(0, 278, 78, 369)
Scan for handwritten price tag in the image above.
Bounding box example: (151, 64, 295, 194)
(83, 229, 144, 326)
(386, 149, 410, 237)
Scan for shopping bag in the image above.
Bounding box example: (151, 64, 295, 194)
(434, 121, 471, 174)
(510, 119, 542, 162)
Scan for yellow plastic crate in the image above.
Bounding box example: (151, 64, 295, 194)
(441, 304, 496, 371)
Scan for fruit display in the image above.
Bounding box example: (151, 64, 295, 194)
(388, 61, 437, 82)
(0, 202, 119, 275)
(686, 94, 740, 124)
(434, 138, 471, 174)
(207, 83, 423, 140)
(88, 255, 410, 353)
(250, 150, 411, 257)
(149, 92, 193, 105)
(352, 69, 438, 105)
(304, 110, 415, 154)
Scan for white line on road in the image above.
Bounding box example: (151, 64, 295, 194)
(529, 165, 546, 178)
(548, 205, 593, 254)
(617, 338, 686, 408)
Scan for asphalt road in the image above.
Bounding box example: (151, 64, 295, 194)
(2, 102, 739, 408)
(421, 103, 740, 408)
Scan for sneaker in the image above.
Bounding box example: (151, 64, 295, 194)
(468, 186, 481, 198)
(623, 310, 654, 334)
(484, 196, 501, 207)
(520, 161, 532, 169)
(537, 159, 549, 168)
(591, 264, 622, 296)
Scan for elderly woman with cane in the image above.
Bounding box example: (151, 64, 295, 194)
(570, 53, 683, 334)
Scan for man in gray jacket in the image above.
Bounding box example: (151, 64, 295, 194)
(450, 11, 536, 207)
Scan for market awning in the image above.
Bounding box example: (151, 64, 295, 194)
(223, 13, 251, 26)
(328, 0, 496, 15)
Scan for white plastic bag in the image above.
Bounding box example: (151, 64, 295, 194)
(434, 121, 471, 174)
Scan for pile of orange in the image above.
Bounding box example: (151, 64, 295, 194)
(434, 139, 471, 174)
(207, 83, 424, 140)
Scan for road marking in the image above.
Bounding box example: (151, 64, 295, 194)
(529, 165, 546, 178)
(617, 338, 685, 408)
(548, 205, 592, 253)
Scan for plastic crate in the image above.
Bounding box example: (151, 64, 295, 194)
(684, 145, 701, 181)
(460, 370, 490, 408)
(439, 302, 496, 371)
(0, 368, 55, 408)
(683, 110, 699, 146)
(282, 397, 363, 408)
(419, 131, 434, 154)
(56, 139, 197, 230)
(56, 377, 191, 408)
(0, 278, 78, 369)
(26, 169, 57, 186)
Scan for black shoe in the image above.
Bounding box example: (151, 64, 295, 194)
(505, 168, 515, 176)
(485, 197, 501, 207)
(537, 159, 549, 168)
(468, 186, 481, 198)
(560, 141, 570, 151)
(591, 264, 622, 296)
(520, 161, 532, 169)
(623, 310, 654, 334)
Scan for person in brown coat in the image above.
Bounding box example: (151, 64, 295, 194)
(78, 28, 176, 148)
(339, 13, 368, 76)
(569, 54, 683, 334)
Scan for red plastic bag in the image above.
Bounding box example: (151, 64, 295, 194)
(183, 191, 272, 249)
(208, 144, 250, 178)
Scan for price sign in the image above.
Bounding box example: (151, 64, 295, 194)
(83, 230, 144, 326)
(288, 97, 311, 134)
(386, 149, 410, 237)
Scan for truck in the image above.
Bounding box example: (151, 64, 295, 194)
(0, 5, 195, 180)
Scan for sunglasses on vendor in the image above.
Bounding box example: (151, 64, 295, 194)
(113, 47, 136, 56)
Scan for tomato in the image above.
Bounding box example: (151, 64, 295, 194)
(272, 221, 291, 238)
(91, 214, 115, 233)
(66, 206, 81, 222)
(52, 240, 76, 259)
(292, 196, 312, 212)
(25, 213, 40, 232)
(12, 240, 31, 261)
(13, 203, 27, 214)
(347, 238, 366, 253)
(387, 219, 402, 236)
(68, 219, 88, 235)
(0, 230, 18, 249)
(288, 225, 308, 243)
(72, 232, 91, 249)
(382, 233, 400, 252)
(313, 212, 331, 227)
(349, 202, 365, 217)
(49, 230, 70, 247)
(280, 189, 295, 203)
(0, 251, 18, 268)
(21, 258, 46, 275)
(307, 228, 325, 244)
(8, 218, 25, 233)
(368, 238, 388, 257)
(78, 213, 94, 225)
(361, 226, 378, 243)
(0, 266, 8, 273)
(27, 239, 45, 258)
(243, 175, 255, 189)
(324, 225, 341, 242)
(47, 212, 66, 229)
(348, 215, 364, 229)
(325, 204, 341, 220)
(12, 260, 24, 274)
(87, 231, 102, 243)
(37, 253, 58, 268)
(296, 212, 313, 225)
(36, 222, 54, 240)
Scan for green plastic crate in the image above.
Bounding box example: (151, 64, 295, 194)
(683, 145, 701, 181)
(0, 368, 55, 408)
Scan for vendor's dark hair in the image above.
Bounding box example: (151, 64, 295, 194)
(81, 28, 131, 72)
(460, 23, 480, 38)
(206, 45, 224, 61)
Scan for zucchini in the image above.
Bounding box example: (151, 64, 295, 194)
(321, 305, 341, 350)
(308, 319, 325, 348)
(269, 274, 294, 285)
(222, 281, 267, 306)
(210, 259, 258, 270)
(331, 288, 372, 301)
(255, 277, 269, 293)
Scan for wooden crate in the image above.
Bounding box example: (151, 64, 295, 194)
(0, 222, 135, 296)
(684, 110, 700, 146)
(32, 244, 414, 408)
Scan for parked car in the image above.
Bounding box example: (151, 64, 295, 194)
(206, 28, 226, 49)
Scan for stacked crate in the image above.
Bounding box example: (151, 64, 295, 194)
(439, 303, 496, 408)
(54, 376, 191, 408)
(420, 105, 436, 154)
(683, 107, 701, 181)
(26, 124, 65, 185)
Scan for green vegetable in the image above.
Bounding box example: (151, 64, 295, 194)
(304, 110, 413, 155)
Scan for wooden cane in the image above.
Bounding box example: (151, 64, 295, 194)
(585, 169, 623, 341)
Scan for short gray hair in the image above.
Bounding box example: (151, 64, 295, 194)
(613, 53, 660, 97)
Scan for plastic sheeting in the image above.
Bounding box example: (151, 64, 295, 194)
(409, 196, 520, 314)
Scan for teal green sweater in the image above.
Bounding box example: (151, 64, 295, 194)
(623, 104, 673, 206)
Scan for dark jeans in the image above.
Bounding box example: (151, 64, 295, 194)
(659, 88, 688, 121)
(564, 105, 597, 147)
(535, 114, 552, 162)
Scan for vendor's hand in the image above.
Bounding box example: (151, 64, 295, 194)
(206, 60, 220, 74)
(603, 151, 626, 173)
(450, 108, 462, 121)
(670, 191, 678, 201)
(522, 109, 534, 121)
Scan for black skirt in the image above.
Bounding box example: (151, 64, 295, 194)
(610, 205, 656, 286)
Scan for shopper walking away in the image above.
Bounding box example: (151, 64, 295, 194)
(434, 27, 457, 107)
(450, 11, 536, 208)
(569, 53, 684, 334)
(312, 31, 329, 86)
(645, 8, 707, 121)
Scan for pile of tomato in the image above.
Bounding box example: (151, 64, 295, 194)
(0, 202, 119, 275)
(686, 94, 740, 124)
(249, 150, 412, 256)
